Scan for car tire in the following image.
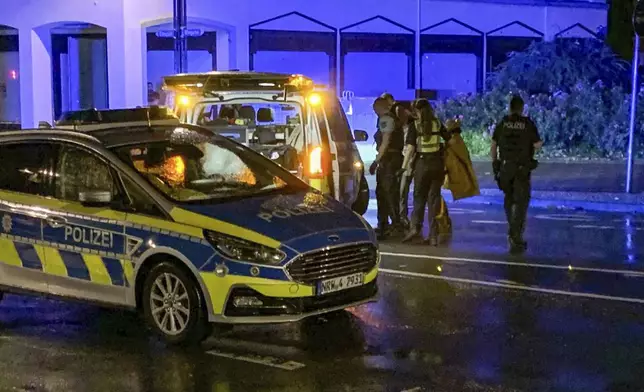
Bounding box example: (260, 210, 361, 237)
(352, 175, 369, 215)
(141, 262, 212, 345)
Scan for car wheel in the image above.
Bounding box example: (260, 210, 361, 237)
(142, 262, 212, 345)
(352, 175, 369, 215)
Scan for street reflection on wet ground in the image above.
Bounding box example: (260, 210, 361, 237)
(1, 204, 644, 391)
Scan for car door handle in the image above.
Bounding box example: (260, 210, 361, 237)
(46, 216, 67, 228)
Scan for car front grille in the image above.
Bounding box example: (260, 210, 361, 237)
(286, 243, 378, 285)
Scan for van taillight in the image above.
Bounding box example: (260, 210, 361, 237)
(309, 146, 324, 178)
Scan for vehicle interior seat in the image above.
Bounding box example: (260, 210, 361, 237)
(238, 106, 256, 125)
(254, 108, 277, 144)
(257, 108, 273, 123)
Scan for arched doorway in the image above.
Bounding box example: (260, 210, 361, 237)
(0, 25, 19, 128)
(46, 22, 109, 119)
(145, 19, 219, 103)
(249, 11, 337, 89)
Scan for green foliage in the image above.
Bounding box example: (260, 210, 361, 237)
(435, 40, 641, 159)
(487, 39, 630, 94)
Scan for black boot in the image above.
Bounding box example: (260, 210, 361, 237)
(508, 236, 527, 253)
(402, 227, 421, 243)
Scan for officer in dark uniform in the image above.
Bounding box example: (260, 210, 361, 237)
(491, 95, 543, 253)
(369, 97, 404, 239)
(372, 93, 397, 234)
(403, 99, 451, 245)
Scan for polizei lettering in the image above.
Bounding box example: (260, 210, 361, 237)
(258, 204, 334, 223)
(64, 225, 114, 248)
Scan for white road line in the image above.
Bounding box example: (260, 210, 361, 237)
(535, 214, 596, 222)
(574, 225, 615, 230)
(471, 220, 506, 224)
(207, 350, 306, 371)
(380, 268, 644, 304)
(380, 252, 644, 276)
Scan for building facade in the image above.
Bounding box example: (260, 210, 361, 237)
(0, 0, 607, 128)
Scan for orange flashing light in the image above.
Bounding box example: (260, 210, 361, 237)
(307, 93, 322, 106)
(288, 74, 314, 88)
(309, 146, 324, 178)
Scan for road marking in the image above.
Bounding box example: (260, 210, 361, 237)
(207, 350, 306, 371)
(471, 220, 506, 224)
(535, 214, 596, 222)
(380, 252, 644, 276)
(574, 225, 615, 230)
(401, 388, 423, 392)
(380, 268, 644, 304)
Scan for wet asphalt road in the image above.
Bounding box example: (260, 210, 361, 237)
(2, 204, 644, 391)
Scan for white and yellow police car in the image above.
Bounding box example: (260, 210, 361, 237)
(0, 122, 378, 344)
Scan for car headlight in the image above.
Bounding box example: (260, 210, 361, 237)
(204, 230, 286, 265)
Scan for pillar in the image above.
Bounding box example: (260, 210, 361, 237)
(234, 26, 249, 70)
(216, 30, 232, 71)
(19, 27, 53, 128)
(107, 21, 145, 108)
(90, 38, 108, 109)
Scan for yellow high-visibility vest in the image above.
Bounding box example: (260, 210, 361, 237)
(417, 119, 442, 154)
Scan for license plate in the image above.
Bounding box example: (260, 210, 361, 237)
(317, 273, 364, 295)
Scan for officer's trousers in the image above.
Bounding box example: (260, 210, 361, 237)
(410, 153, 444, 238)
(399, 171, 413, 223)
(375, 168, 388, 228)
(499, 163, 531, 241)
(377, 154, 403, 228)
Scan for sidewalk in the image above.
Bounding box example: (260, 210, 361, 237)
(364, 159, 644, 213)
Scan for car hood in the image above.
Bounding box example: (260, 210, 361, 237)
(174, 190, 373, 251)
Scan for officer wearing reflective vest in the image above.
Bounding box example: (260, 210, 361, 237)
(369, 96, 405, 238)
(402, 99, 451, 245)
(491, 95, 543, 253)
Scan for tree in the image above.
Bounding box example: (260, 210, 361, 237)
(486, 39, 630, 94)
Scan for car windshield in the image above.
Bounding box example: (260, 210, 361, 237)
(111, 126, 308, 203)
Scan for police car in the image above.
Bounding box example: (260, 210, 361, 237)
(0, 122, 379, 344)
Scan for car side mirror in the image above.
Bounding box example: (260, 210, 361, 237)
(354, 129, 368, 142)
(79, 191, 113, 207)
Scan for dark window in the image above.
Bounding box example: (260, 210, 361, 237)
(0, 143, 56, 196)
(120, 175, 165, 218)
(324, 96, 354, 142)
(54, 145, 117, 203)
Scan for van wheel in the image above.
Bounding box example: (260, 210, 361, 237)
(142, 262, 212, 345)
(352, 175, 369, 215)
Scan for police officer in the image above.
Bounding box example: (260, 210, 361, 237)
(491, 95, 543, 252)
(394, 102, 417, 228)
(369, 97, 404, 238)
(372, 93, 397, 234)
(402, 99, 451, 245)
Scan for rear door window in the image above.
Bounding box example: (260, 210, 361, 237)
(0, 143, 57, 197)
